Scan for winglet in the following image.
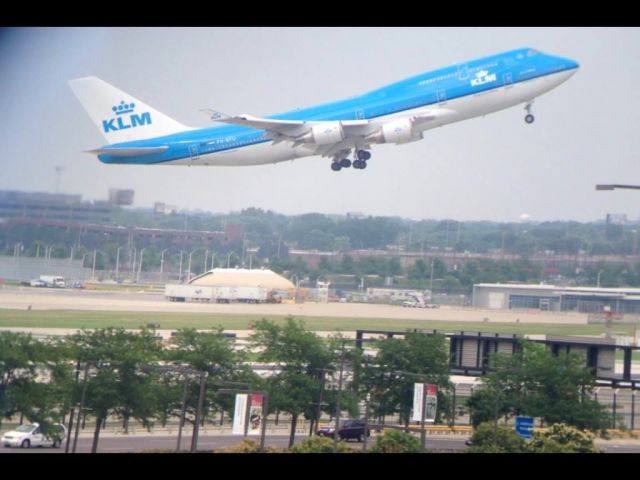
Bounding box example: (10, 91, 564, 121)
(200, 108, 230, 122)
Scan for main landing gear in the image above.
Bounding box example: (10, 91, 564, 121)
(331, 150, 371, 171)
(524, 103, 535, 124)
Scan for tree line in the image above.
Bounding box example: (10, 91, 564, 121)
(0, 319, 609, 452)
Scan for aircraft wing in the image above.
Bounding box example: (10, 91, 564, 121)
(204, 110, 374, 140)
(202, 108, 454, 152)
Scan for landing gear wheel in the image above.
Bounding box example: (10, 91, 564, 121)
(356, 150, 371, 161)
(340, 158, 352, 168)
(331, 162, 342, 172)
(525, 114, 535, 124)
(353, 160, 367, 169)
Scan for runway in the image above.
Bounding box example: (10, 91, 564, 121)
(0, 285, 588, 324)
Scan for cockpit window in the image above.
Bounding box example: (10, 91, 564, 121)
(527, 49, 539, 56)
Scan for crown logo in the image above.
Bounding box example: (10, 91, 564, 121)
(112, 100, 135, 115)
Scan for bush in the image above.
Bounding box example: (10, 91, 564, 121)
(467, 422, 528, 453)
(214, 439, 285, 453)
(528, 423, 599, 453)
(290, 436, 355, 453)
(370, 429, 422, 453)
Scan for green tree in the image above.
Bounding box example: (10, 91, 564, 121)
(251, 318, 333, 448)
(468, 341, 610, 431)
(65, 327, 163, 452)
(359, 332, 451, 426)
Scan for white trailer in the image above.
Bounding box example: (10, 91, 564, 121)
(165, 284, 213, 302)
(212, 286, 268, 303)
(165, 284, 272, 303)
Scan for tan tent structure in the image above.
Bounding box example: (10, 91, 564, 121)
(189, 268, 294, 290)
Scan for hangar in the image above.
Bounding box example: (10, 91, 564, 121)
(189, 268, 295, 290)
(472, 283, 640, 314)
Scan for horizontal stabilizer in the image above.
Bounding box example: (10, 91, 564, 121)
(87, 146, 169, 157)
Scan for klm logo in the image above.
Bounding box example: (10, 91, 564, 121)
(470, 70, 497, 87)
(102, 100, 152, 133)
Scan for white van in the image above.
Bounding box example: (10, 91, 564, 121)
(2, 422, 67, 448)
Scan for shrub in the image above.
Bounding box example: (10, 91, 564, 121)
(528, 423, 599, 453)
(290, 436, 355, 453)
(467, 422, 528, 453)
(370, 429, 422, 453)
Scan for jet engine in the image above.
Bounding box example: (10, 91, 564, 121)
(297, 122, 345, 145)
(367, 118, 423, 144)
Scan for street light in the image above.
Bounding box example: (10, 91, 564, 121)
(227, 251, 233, 268)
(597, 270, 604, 288)
(115, 246, 123, 282)
(159, 248, 169, 280)
(178, 251, 184, 283)
(137, 248, 146, 284)
(187, 248, 202, 283)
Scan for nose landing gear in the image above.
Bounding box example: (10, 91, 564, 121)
(524, 103, 535, 124)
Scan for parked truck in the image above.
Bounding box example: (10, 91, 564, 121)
(32, 276, 66, 288)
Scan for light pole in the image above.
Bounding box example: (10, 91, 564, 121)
(92, 250, 97, 280)
(80, 252, 91, 269)
(187, 248, 201, 283)
(227, 252, 233, 268)
(210, 252, 217, 270)
(137, 248, 146, 284)
(178, 251, 184, 282)
(115, 246, 122, 282)
(430, 258, 435, 293)
(597, 270, 604, 288)
(160, 248, 169, 280)
(203, 249, 209, 273)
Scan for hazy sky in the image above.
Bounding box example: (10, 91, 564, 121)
(1, 27, 639, 222)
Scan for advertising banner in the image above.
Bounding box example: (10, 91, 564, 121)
(248, 394, 264, 436)
(232, 393, 248, 434)
(412, 383, 438, 423)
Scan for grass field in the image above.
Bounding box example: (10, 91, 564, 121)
(0, 308, 635, 336)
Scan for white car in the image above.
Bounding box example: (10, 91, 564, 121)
(2, 422, 67, 448)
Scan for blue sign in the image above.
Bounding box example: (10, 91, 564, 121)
(515, 416, 534, 439)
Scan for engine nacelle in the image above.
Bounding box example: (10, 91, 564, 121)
(368, 118, 423, 144)
(298, 122, 345, 145)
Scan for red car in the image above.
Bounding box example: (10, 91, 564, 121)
(317, 419, 370, 442)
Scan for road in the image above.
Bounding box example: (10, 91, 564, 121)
(0, 433, 469, 453)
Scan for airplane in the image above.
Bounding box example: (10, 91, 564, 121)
(69, 47, 579, 172)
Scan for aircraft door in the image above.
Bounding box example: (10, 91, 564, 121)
(356, 108, 365, 120)
(457, 63, 468, 80)
(189, 144, 199, 165)
(503, 72, 513, 87)
(437, 89, 447, 105)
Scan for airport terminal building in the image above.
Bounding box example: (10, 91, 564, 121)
(472, 283, 640, 314)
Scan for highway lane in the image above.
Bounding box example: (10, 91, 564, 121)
(0, 433, 469, 453)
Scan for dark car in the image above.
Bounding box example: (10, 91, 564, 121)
(317, 419, 370, 442)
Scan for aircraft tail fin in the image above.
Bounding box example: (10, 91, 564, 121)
(69, 77, 191, 144)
